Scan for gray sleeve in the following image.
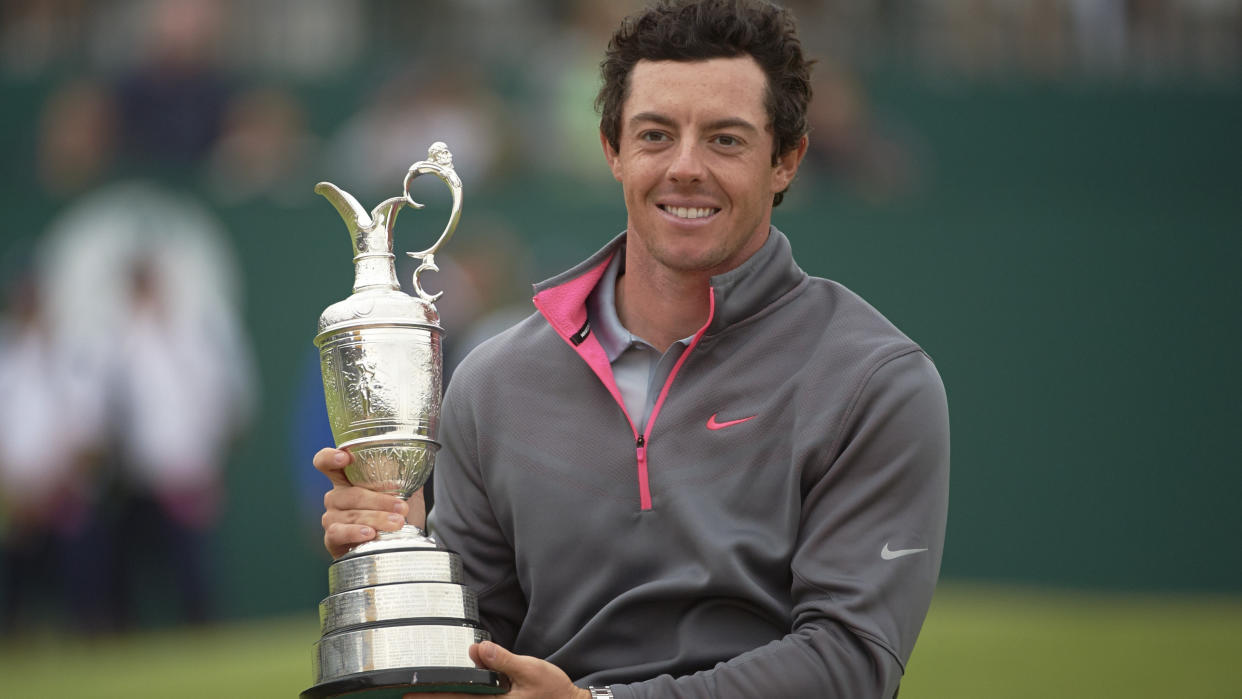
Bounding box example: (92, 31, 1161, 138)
(426, 379, 526, 648)
(611, 350, 950, 699)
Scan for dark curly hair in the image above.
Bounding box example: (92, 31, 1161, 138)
(596, 0, 813, 206)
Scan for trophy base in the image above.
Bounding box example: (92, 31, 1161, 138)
(301, 667, 510, 698)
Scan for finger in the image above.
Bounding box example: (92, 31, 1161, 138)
(324, 485, 408, 517)
(313, 447, 355, 487)
(322, 521, 376, 559)
(323, 507, 408, 537)
(322, 504, 408, 534)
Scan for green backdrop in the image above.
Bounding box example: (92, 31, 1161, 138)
(1, 75, 1238, 623)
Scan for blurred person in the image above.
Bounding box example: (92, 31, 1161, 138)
(0, 0, 86, 77)
(1128, 0, 1182, 79)
(206, 86, 319, 206)
(34, 181, 256, 629)
(1067, 0, 1129, 78)
(36, 79, 119, 198)
(442, 219, 539, 373)
(1177, 0, 1242, 80)
(0, 268, 96, 633)
(99, 255, 244, 625)
(217, 0, 363, 79)
(317, 2, 949, 698)
(802, 59, 919, 202)
(323, 66, 513, 200)
(114, 0, 233, 169)
(526, 1, 647, 180)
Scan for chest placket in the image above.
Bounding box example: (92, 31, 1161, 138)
(631, 288, 716, 512)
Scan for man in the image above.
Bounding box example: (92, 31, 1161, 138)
(317, 2, 949, 697)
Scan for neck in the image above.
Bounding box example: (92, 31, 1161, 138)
(615, 252, 711, 354)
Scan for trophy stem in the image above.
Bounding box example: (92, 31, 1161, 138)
(379, 523, 429, 541)
(342, 523, 438, 559)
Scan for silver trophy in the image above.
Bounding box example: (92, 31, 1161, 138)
(303, 143, 508, 698)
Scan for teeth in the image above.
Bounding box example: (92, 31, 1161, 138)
(663, 206, 716, 220)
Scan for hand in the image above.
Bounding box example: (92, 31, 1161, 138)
(314, 447, 426, 558)
(405, 641, 590, 699)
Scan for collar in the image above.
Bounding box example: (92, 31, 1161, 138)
(532, 227, 806, 343)
(585, 246, 632, 362)
(587, 247, 695, 362)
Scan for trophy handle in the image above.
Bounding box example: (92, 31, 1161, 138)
(401, 142, 463, 304)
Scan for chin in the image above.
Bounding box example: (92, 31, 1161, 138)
(655, 247, 730, 274)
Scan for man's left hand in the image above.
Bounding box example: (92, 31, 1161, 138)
(404, 641, 590, 699)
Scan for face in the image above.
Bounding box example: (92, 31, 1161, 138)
(602, 56, 806, 279)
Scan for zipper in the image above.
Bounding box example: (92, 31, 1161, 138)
(535, 266, 717, 513)
(635, 435, 650, 510)
(633, 288, 717, 511)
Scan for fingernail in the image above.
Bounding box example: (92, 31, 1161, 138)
(392, 500, 409, 515)
(388, 514, 404, 525)
(335, 452, 348, 465)
(359, 526, 374, 537)
(480, 641, 496, 662)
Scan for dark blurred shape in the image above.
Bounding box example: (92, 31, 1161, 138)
(36, 80, 118, 196)
(115, 0, 232, 168)
(803, 60, 919, 202)
(0, 266, 97, 634)
(206, 86, 319, 205)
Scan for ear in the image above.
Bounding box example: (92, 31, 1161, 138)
(601, 130, 623, 182)
(771, 134, 809, 193)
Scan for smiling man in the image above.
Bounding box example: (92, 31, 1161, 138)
(316, 2, 949, 698)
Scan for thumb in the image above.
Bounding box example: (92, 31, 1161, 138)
(472, 641, 516, 674)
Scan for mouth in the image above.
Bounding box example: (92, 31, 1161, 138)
(659, 204, 720, 220)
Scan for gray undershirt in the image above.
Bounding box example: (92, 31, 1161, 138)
(586, 247, 694, 434)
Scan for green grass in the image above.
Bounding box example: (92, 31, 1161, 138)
(2, 583, 1240, 698)
(902, 584, 1242, 698)
(0, 615, 318, 698)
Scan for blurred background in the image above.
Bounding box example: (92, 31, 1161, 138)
(0, 0, 1239, 697)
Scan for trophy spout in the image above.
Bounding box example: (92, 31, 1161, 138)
(314, 182, 373, 233)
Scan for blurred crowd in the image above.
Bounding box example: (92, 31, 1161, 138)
(5, 0, 1239, 204)
(3, 1, 1239, 84)
(1, 0, 1239, 636)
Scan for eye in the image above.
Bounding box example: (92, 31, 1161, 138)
(712, 134, 741, 147)
(640, 131, 670, 143)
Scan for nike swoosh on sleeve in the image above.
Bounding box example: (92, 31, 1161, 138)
(881, 543, 929, 560)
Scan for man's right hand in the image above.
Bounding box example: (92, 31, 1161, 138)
(314, 447, 423, 559)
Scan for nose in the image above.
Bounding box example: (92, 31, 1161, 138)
(667, 140, 705, 184)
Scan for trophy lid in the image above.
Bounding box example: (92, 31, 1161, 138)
(314, 287, 441, 346)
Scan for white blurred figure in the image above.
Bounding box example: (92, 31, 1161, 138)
(36, 182, 256, 627)
(0, 270, 96, 633)
(115, 255, 239, 532)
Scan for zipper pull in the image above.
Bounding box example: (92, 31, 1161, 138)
(636, 435, 645, 448)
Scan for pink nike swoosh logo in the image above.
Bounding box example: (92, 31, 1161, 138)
(706, 412, 758, 430)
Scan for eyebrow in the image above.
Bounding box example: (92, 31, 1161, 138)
(628, 112, 761, 134)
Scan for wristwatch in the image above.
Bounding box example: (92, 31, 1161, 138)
(589, 687, 615, 699)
